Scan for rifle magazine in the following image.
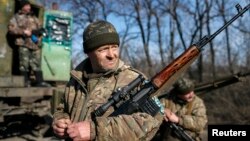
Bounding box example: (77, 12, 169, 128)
(139, 97, 161, 116)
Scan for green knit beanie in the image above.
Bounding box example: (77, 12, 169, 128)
(173, 78, 194, 95)
(83, 20, 120, 53)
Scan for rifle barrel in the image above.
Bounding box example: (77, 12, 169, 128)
(195, 71, 250, 94)
(197, 3, 250, 49)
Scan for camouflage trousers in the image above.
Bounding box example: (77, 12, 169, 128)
(19, 47, 41, 72)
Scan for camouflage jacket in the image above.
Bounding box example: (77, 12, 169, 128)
(8, 11, 42, 50)
(53, 59, 163, 141)
(155, 94, 207, 141)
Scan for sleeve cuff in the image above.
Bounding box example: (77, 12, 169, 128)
(53, 113, 70, 120)
(178, 116, 183, 126)
(90, 121, 96, 140)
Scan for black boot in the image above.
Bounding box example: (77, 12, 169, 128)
(20, 71, 30, 87)
(34, 71, 51, 87)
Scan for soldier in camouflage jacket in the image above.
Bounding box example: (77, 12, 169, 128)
(52, 20, 163, 141)
(153, 78, 207, 141)
(7, 0, 49, 87)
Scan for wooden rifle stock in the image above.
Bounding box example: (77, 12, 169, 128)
(151, 45, 200, 96)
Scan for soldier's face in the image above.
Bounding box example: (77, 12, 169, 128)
(22, 4, 31, 14)
(177, 91, 194, 102)
(88, 44, 119, 73)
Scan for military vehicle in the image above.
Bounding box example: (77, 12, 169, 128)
(0, 0, 73, 139)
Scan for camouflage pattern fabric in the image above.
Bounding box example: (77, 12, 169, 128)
(83, 20, 120, 53)
(19, 47, 41, 72)
(8, 11, 42, 50)
(53, 59, 163, 141)
(83, 20, 118, 41)
(154, 94, 207, 141)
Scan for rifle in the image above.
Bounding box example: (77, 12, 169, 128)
(158, 71, 250, 99)
(31, 28, 47, 43)
(32, 28, 47, 36)
(194, 71, 250, 94)
(91, 3, 249, 141)
(168, 123, 194, 141)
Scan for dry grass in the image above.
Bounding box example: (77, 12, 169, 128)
(198, 77, 250, 140)
(200, 77, 250, 125)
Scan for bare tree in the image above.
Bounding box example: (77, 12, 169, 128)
(216, 0, 234, 74)
(194, 0, 207, 82)
(152, 2, 166, 68)
(132, 0, 154, 75)
(205, 0, 217, 79)
(156, 0, 176, 63)
(111, 0, 142, 67)
(169, 15, 176, 61)
(119, 18, 139, 66)
(169, 0, 187, 50)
